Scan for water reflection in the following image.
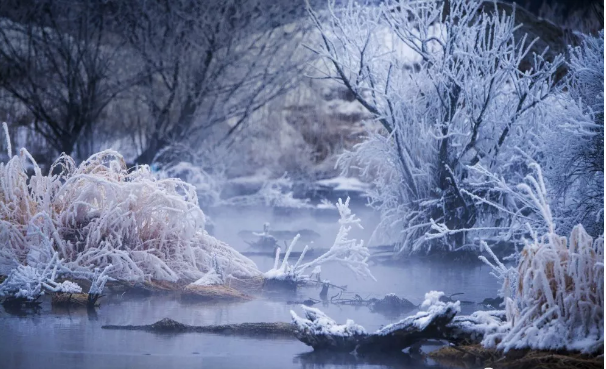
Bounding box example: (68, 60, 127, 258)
(295, 350, 430, 368)
(0, 260, 496, 369)
(1, 206, 500, 368)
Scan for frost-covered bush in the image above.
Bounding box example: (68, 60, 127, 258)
(482, 224, 604, 353)
(188, 254, 225, 287)
(480, 164, 604, 353)
(541, 31, 604, 235)
(0, 250, 83, 301)
(155, 161, 223, 209)
(0, 126, 259, 282)
(265, 197, 374, 283)
(308, 0, 563, 254)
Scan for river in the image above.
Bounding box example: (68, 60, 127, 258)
(0, 206, 500, 369)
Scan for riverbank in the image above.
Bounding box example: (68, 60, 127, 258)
(429, 344, 604, 369)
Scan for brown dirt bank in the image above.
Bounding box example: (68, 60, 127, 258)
(428, 344, 604, 369)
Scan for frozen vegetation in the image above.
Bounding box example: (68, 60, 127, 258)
(288, 162, 603, 355)
(0, 125, 260, 293)
(264, 197, 375, 284)
(0, 0, 602, 365)
(480, 167, 604, 353)
(283, 0, 604, 356)
(308, 0, 603, 254)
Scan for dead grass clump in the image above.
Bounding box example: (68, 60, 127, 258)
(0, 125, 260, 283)
(429, 345, 604, 369)
(181, 285, 253, 302)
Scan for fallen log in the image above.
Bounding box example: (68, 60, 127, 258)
(102, 318, 295, 338)
(51, 293, 94, 307)
(357, 298, 460, 353)
(291, 291, 507, 353)
(290, 306, 368, 351)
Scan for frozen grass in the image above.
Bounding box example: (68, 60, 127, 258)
(481, 164, 604, 353)
(0, 124, 259, 283)
(483, 224, 604, 353)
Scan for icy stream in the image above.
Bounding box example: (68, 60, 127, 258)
(0, 206, 500, 369)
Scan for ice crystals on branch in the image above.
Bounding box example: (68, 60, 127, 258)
(307, 0, 567, 254)
(264, 197, 375, 283)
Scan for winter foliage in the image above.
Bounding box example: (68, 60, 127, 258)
(264, 197, 375, 283)
(479, 165, 604, 353)
(0, 125, 259, 284)
(307, 0, 602, 255)
(541, 30, 604, 235)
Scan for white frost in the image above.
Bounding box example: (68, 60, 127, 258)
(264, 197, 374, 282)
(291, 305, 367, 337)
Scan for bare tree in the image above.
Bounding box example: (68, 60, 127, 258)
(117, 0, 309, 165)
(0, 0, 132, 158)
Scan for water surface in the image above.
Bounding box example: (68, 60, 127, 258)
(1, 206, 499, 369)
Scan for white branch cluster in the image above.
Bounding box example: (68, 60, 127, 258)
(307, 0, 569, 254)
(264, 197, 375, 282)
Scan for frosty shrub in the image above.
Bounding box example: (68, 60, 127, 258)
(154, 161, 223, 209)
(541, 30, 604, 235)
(482, 224, 604, 353)
(480, 164, 604, 353)
(307, 0, 565, 254)
(0, 126, 259, 282)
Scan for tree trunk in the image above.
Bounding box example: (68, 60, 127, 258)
(134, 134, 168, 165)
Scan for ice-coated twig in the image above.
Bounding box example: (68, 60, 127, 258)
(264, 197, 375, 284)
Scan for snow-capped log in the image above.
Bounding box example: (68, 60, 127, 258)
(290, 305, 367, 352)
(357, 291, 461, 353)
(290, 291, 501, 352)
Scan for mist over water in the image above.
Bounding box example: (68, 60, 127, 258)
(0, 206, 500, 369)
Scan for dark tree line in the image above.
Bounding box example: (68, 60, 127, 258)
(0, 0, 309, 164)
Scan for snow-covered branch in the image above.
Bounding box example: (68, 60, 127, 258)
(264, 197, 375, 284)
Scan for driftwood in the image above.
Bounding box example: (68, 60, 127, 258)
(330, 292, 417, 317)
(287, 298, 320, 306)
(291, 295, 507, 353)
(51, 292, 98, 307)
(102, 318, 295, 338)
